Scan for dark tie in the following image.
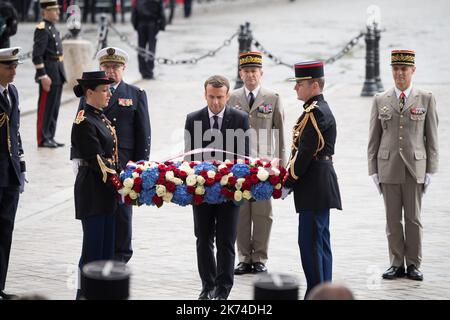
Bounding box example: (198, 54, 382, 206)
(248, 91, 255, 108)
(110, 86, 116, 95)
(213, 115, 219, 130)
(3, 89, 10, 112)
(399, 91, 405, 112)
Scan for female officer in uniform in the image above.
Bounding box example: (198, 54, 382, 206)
(70, 71, 122, 299)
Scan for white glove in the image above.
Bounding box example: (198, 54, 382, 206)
(281, 187, 292, 200)
(19, 171, 28, 194)
(424, 173, 433, 193)
(371, 173, 382, 195)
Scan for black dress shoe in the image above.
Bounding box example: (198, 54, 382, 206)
(38, 140, 58, 148)
(198, 289, 214, 300)
(50, 139, 65, 147)
(406, 265, 423, 281)
(382, 266, 406, 279)
(0, 290, 18, 300)
(234, 262, 253, 275)
(253, 262, 268, 273)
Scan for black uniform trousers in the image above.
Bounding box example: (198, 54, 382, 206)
(193, 202, 240, 299)
(114, 203, 133, 263)
(82, 0, 96, 23)
(36, 83, 63, 146)
(137, 22, 158, 79)
(0, 186, 19, 291)
(184, 0, 193, 17)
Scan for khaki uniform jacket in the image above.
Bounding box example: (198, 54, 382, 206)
(368, 87, 439, 184)
(228, 87, 286, 166)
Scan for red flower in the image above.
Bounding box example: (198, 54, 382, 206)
(244, 159, 250, 165)
(242, 180, 252, 191)
(132, 184, 142, 193)
(158, 164, 167, 171)
(166, 181, 176, 193)
(220, 188, 229, 196)
(219, 167, 230, 175)
(250, 174, 259, 184)
(193, 195, 203, 205)
(250, 166, 258, 174)
(272, 189, 282, 199)
(189, 162, 196, 168)
(164, 161, 173, 166)
(200, 170, 209, 179)
(124, 195, 133, 205)
(255, 160, 262, 166)
(178, 170, 188, 179)
(205, 178, 215, 186)
(134, 167, 142, 174)
(227, 190, 235, 198)
(264, 162, 271, 168)
(134, 177, 142, 186)
(225, 162, 234, 169)
(279, 166, 287, 177)
(228, 176, 237, 186)
(214, 173, 223, 182)
(157, 177, 165, 185)
(152, 195, 163, 207)
(159, 172, 166, 179)
(269, 175, 280, 185)
(187, 186, 195, 194)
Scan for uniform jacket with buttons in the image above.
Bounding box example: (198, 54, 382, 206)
(71, 104, 119, 220)
(368, 87, 439, 184)
(228, 87, 286, 166)
(77, 81, 151, 170)
(0, 84, 25, 187)
(32, 19, 66, 84)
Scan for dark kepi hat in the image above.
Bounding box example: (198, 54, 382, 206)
(76, 71, 115, 86)
(391, 49, 415, 66)
(239, 51, 263, 68)
(81, 260, 130, 300)
(292, 60, 324, 81)
(40, 0, 60, 9)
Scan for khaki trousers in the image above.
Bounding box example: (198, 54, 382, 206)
(381, 169, 423, 268)
(236, 199, 273, 264)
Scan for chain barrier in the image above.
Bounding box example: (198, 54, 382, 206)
(108, 22, 238, 65)
(253, 31, 365, 69)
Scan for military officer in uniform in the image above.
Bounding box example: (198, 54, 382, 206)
(228, 51, 286, 275)
(71, 71, 122, 299)
(0, 47, 26, 300)
(283, 60, 342, 299)
(76, 47, 151, 263)
(32, 0, 66, 148)
(368, 50, 439, 281)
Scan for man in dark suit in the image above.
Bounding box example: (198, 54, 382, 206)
(0, 47, 26, 300)
(283, 61, 342, 299)
(75, 47, 151, 263)
(184, 75, 250, 300)
(32, 0, 66, 148)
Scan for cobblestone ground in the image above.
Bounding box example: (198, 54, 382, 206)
(5, 0, 450, 300)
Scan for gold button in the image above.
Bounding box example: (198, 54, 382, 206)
(400, 115, 404, 118)
(400, 126, 403, 129)
(249, 115, 252, 118)
(399, 137, 403, 140)
(399, 148, 403, 151)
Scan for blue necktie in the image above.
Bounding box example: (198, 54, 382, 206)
(110, 86, 116, 95)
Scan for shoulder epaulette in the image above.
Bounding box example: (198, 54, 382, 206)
(36, 21, 45, 30)
(74, 110, 86, 124)
(304, 101, 318, 113)
(139, 88, 144, 92)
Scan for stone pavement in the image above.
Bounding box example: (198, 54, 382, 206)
(5, 0, 450, 300)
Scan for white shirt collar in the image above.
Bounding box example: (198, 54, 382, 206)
(111, 81, 120, 90)
(208, 106, 226, 119)
(244, 85, 260, 100)
(394, 84, 412, 99)
(0, 84, 8, 93)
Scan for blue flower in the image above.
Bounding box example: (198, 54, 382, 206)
(205, 183, 225, 204)
(120, 169, 133, 181)
(194, 162, 217, 174)
(251, 182, 274, 201)
(139, 188, 156, 206)
(231, 163, 250, 178)
(141, 167, 160, 190)
(172, 185, 193, 206)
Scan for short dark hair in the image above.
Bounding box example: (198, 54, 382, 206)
(204, 75, 230, 93)
(308, 77, 325, 91)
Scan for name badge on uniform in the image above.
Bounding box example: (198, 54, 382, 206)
(410, 107, 426, 115)
(118, 98, 133, 107)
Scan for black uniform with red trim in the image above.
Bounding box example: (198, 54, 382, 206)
(32, 18, 66, 146)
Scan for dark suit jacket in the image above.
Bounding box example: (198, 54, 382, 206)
(0, 84, 25, 187)
(75, 81, 151, 169)
(284, 94, 342, 211)
(184, 105, 250, 162)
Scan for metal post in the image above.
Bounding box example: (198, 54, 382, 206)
(234, 24, 247, 89)
(99, 14, 109, 49)
(245, 21, 253, 52)
(361, 25, 378, 96)
(374, 23, 384, 92)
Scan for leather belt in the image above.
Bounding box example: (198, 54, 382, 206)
(46, 55, 64, 62)
(312, 155, 332, 161)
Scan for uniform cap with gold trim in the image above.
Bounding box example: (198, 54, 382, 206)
(239, 51, 263, 68)
(391, 49, 415, 66)
(0, 47, 22, 65)
(40, 0, 60, 10)
(96, 47, 129, 65)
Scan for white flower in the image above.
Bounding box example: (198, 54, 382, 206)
(236, 158, 245, 164)
(197, 175, 206, 185)
(123, 178, 134, 189)
(132, 172, 139, 179)
(234, 190, 243, 202)
(129, 190, 138, 200)
(224, 159, 232, 164)
(272, 168, 280, 176)
(186, 174, 198, 186)
(163, 192, 173, 203)
(207, 170, 216, 179)
(218, 164, 227, 170)
(257, 168, 269, 181)
(165, 171, 175, 182)
(173, 178, 183, 186)
(156, 185, 166, 197)
(243, 190, 252, 200)
(275, 183, 282, 190)
(235, 178, 245, 190)
(195, 186, 205, 195)
(220, 175, 229, 186)
(118, 187, 131, 196)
